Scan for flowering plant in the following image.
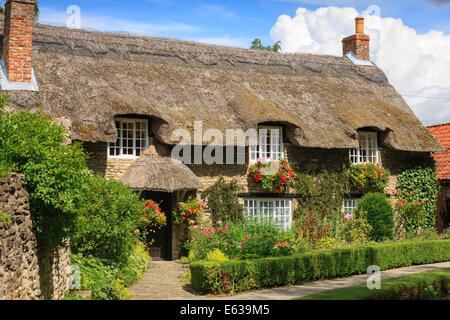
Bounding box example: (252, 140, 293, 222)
(272, 241, 295, 256)
(173, 198, 205, 225)
(139, 200, 166, 229)
(342, 210, 372, 243)
(350, 163, 389, 192)
(393, 189, 427, 234)
(248, 159, 294, 193)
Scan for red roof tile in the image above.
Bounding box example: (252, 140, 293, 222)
(428, 123, 450, 180)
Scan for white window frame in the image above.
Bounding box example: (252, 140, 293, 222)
(343, 198, 360, 218)
(350, 131, 379, 165)
(250, 126, 284, 164)
(108, 118, 149, 159)
(244, 198, 292, 230)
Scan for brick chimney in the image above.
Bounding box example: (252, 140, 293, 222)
(342, 16, 370, 61)
(2, 0, 36, 83)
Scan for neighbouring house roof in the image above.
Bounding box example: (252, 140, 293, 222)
(0, 15, 443, 152)
(428, 123, 450, 180)
(121, 144, 203, 192)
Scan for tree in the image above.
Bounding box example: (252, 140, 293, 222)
(250, 38, 282, 53)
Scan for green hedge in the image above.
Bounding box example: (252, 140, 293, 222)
(190, 240, 450, 295)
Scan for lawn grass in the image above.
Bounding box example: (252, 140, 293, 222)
(297, 268, 450, 300)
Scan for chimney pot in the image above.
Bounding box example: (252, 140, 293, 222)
(355, 16, 364, 34)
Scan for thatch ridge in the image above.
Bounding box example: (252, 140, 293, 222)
(0, 15, 443, 152)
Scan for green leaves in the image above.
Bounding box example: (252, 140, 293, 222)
(396, 165, 439, 229)
(350, 163, 390, 193)
(201, 176, 243, 223)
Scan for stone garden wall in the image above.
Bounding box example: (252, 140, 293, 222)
(0, 173, 71, 300)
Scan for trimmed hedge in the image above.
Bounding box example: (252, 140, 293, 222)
(190, 240, 450, 295)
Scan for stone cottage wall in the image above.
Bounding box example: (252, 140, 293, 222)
(0, 173, 71, 300)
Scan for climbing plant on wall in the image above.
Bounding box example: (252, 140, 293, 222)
(396, 165, 439, 229)
(292, 166, 351, 236)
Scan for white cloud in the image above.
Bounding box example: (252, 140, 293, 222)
(270, 6, 450, 125)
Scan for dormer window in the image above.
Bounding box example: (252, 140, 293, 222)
(350, 131, 379, 165)
(108, 118, 149, 159)
(250, 126, 284, 163)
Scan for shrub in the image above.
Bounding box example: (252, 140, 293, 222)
(396, 166, 439, 229)
(356, 193, 394, 241)
(70, 174, 145, 264)
(0, 106, 89, 247)
(295, 210, 333, 249)
(190, 240, 450, 295)
(70, 241, 150, 300)
(70, 254, 131, 300)
(351, 163, 390, 193)
(118, 241, 152, 286)
(207, 249, 229, 262)
(342, 212, 373, 243)
(393, 191, 427, 235)
(185, 219, 295, 261)
(201, 177, 244, 223)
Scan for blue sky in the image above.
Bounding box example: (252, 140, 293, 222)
(38, 0, 450, 48)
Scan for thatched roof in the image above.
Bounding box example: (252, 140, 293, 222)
(1, 15, 443, 152)
(121, 144, 203, 192)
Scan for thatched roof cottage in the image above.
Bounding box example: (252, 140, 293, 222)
(1, 0, 443, 259)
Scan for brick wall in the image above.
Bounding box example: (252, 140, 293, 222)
(2, 0, 36, 83)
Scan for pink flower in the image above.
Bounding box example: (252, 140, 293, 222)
(224, 226, 229, 231)
(210, 227, 216, 233)
(189, 220, 195, 225)
(239, 243, 245, 248)
(344, 214, 351, 221)
(244, 235, 249, 241)
(217, 220, 223, 225)
(193, 225, 200, 230)
(135, 229, 140, 234)
(203, 228, 209, 235)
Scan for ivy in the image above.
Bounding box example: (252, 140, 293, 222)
(396, 165, 439, 229)
(202, 177, 244, 223)
(292, 166, 351, 237)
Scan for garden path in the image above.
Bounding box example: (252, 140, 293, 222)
(129, 261, 450, 300)
(129, 260, 200, 300)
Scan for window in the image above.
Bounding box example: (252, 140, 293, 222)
(350, 131, 379, 165)
(343, 198, 359, 217)
(108, 119, 149, 158)
(244, 198, 292, 230)
(250, 126, 284, 163)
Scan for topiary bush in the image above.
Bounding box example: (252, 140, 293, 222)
(356, 193, 394, 241)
